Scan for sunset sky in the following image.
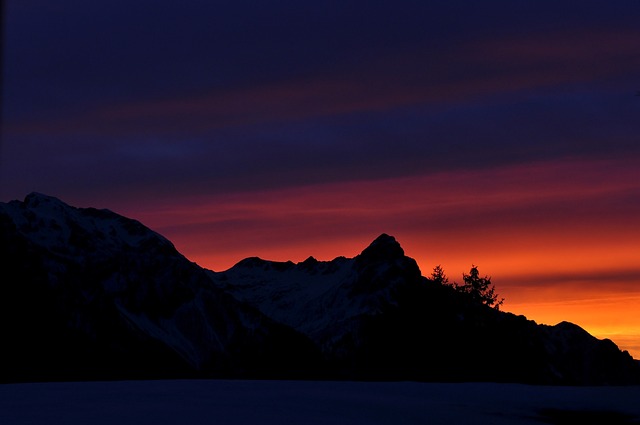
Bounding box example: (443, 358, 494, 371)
(1, 1, 639, 357)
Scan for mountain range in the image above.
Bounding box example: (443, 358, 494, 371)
(1, 193, 638, 385)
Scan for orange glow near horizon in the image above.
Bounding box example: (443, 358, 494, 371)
(123, 158, 640, 358)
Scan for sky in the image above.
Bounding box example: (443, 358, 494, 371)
(1, 1, 640, 356)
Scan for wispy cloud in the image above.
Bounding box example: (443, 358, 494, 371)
(9, 29, 639, 139)
(118, 157, 640, 271)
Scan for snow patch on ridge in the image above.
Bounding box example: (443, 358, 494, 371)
(209, 257, 358, 336)
(1, 192, 173, 257)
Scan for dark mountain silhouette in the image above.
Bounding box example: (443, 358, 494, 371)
(209, 234, 640, 385)
(0, 193, 318, 382)
(1, 193, 638, 384)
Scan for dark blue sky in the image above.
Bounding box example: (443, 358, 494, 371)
(2, 0, 640, 202)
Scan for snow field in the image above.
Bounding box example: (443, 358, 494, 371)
(1, 380, 640, 425)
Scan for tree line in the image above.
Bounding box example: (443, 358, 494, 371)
(430, 264, 504, 309)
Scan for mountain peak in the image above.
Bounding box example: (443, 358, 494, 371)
(24, 192, 67, 208)
(359, 233, 404, 261)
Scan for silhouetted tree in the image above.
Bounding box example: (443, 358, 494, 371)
(430, 265, 450, 286)
(456, 265, 503, 309)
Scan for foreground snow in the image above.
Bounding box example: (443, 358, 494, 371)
(1, 380, 640, 425)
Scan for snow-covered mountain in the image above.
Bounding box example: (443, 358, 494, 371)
(209, 234, 640, 384)
(208, 234, 424, 359)
(1, 193, 638, 384)
(0, 193, 316, 382)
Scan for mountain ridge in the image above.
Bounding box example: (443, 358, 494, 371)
(1, 192, 638, 384)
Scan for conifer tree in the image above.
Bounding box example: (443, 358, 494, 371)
(430, 265, 450, 286)
(457, 265, 503, 309)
